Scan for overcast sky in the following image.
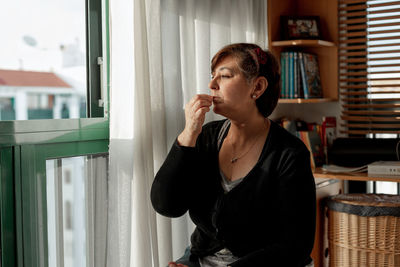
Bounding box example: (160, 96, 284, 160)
(0, 0, 85, 73)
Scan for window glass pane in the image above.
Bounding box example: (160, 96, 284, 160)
(46, 153, 108, 267)
(0, 0, 87, 120)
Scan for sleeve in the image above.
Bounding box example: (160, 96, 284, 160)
(230, 148, 316, 267)
(150, 137, 205, 218)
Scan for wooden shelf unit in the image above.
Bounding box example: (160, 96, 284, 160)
(267, 0, 338, 101)
(271, 39, 335, 48)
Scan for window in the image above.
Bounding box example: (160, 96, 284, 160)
(0, 0, 109, 266)
(339, 0, 400, 136)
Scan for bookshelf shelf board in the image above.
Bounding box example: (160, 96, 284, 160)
(271, 39, 335, 47)
(278, 98, 336, 104)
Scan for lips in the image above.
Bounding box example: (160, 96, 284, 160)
(212, 96, 224, 104)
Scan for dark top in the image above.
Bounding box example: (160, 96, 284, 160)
(151, 119, 316, 267)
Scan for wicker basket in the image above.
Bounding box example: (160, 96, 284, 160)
(327, 194, 400, 267)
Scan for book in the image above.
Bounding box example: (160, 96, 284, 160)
(302, 52, 322, 98)
(298, 52, 309, 99)
(321, 116, 337, 163)
(289, 51, 294, 99)
(296, 131, 316, 171)
(295, 52, 302, 98)
(280, 52, 290, 98)
(307, 126, 325, 167)
(285, 52, 289, 98)
(293, 52, 298, 99)
(280, 53, 286, 98)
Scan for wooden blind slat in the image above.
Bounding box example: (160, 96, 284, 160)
(368, 29, 400, 36)
(343, 104, 400, 108)
(339, 1, 400, 12)
(369, 1, 400, 9)
(341, 115, 400, 122)
(340, 84, 400, 89)
(341, 130, 400, 134)
(340, 78, 368, 82)
(369, 42, 400, 49)
(340, 91, 400, 96)
(339, 8, 400, 18)
(340, 57, 400, 63)
(340, 70, 400, 76)
(339, 31, 367, 38)
(340, 63, 400, 69)
(369, 49, 400, 55)
(369, 14, 400, 22)
(339, 15, 400, 25)
(340, 71, 368, 76)
(339, 38, 368, 44)
(368, 35, 400, 42)
(339, 42, 400, 50)
(370, 8, 400, 15)
(343, 110, 400, 115)
(339, 24, 367, 31)
(342, 110, 400, 116)
(342, 99, 400, 103)
(341, 123, 400, 128)
(339, 4, 367, 12)
(339, 22, 400, 31)
(339, 0, 366, 4)
(340, 77, 400, 82)
(338, 44, 367, 50)
(340, 36, 400, 44)
(339, 10, 367, 18)
(339, 18, 367, 25)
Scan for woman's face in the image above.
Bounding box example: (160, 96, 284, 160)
(209, 56, 255, 117)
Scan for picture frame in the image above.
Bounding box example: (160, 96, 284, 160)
(281, 16, 321, 40)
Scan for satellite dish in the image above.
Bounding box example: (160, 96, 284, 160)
(23, 35, 38, 47)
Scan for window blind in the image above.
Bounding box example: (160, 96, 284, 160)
(339, 0, 400, 136)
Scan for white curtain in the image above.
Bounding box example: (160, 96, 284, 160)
(108, 0, 267, 266)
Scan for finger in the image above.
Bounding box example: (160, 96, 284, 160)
(189, 94, 212, 106)
(168, 262, 177, 267)
(195, 106, 210, 119)
(192, 99, 212, 112)
(196, 94, 213, 101)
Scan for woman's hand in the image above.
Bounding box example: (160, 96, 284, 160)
(168, 262, 188, 267)
(178, 94, 213, 147)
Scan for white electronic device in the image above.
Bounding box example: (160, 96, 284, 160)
(368, 161, 400, 176)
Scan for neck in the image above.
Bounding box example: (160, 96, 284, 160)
(228, 114, 269, 146)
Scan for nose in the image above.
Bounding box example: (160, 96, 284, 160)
(208, 77, 219, 91)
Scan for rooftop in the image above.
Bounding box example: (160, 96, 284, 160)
(0, 69, 71, 88)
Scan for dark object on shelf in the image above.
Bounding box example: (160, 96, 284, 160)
(328, 138, 399, 167)
(280, 16, 321, 40)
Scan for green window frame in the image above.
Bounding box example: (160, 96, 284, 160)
(0, 0, 110, 266)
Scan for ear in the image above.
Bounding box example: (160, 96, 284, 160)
(251, 76, 268, 99)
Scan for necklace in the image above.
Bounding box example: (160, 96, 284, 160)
(229, 120, 268, 164)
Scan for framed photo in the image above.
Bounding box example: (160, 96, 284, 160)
(281, 16, 321, 40)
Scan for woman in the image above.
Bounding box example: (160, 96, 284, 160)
(151, 43, 316, 267)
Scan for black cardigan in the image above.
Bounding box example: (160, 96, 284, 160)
(151, 119, 316, 267)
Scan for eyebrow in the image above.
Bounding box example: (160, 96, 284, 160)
(212, 66, 235, 75)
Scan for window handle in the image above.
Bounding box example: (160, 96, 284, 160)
(97, 57, 104, 107)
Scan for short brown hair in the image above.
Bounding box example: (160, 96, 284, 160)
(211, 43, 281, 117)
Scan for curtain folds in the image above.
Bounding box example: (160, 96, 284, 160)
(109, 0, 267, 266)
